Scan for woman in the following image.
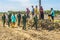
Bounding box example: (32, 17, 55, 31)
(26, 8, 30, 18)
(11, 13, 16, 27)
(40, 6, 44, 20)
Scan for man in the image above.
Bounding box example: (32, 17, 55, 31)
(17, 12, 21, 27)
(8, 13, 11, 27)
(2, 13, 6, 27)
(35, 5, 39, 15)
(48, 8, 55, 22)
(40, 6, 44, 20)
(26, 8, 30, 18)
(32, 14, 38, 30)
(50, 8, 55, 22)
(32, 6, 34, 16)
(5, 13, 8, 25)
(22, 14, 27, 30)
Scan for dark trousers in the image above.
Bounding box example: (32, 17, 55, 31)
(51, 16, 54, 20)
(3, 20, 5, 27)
(32, 12, 34, 16)
(27, 14, 30, 18)
(8, 20, 11, 27)
(40, 14, 44, 20)
(23, 22, 26, 30)
(32, 22, 37, 30)
(18, 19, 20, 26)
(48, 14, 54, 20)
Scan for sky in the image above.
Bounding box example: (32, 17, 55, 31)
(0, 0, 60, 12)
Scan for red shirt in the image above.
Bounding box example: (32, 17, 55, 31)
(40, 7, 44, 14)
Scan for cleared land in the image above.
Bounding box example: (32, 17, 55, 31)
(0, 14, 60, 40)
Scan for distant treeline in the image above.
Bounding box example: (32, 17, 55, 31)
(45, 10, 60, 15)
(0, 10, 60, 15)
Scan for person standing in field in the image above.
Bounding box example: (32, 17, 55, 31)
(40, 6, 44, 20)
(17, 12, 21, 27)
(26, 8, 30, 18)
(8, 13, 11, 27)
(2, 13, 6, 27)
(22, 14, 27, 30)
(5, 13, 8, 25)
(32, 14, 38, 30)
(31, 6, 34, 17)
(34, 5, 39, 16)
(11, 13, 16, 28)
(50, 8, 55, 22)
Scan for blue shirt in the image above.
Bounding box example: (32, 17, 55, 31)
(11, 15, 16, 22)
(51, 10, 55, 16)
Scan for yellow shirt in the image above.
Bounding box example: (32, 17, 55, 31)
(34, 8, 39, 15)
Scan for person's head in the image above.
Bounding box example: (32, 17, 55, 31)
(3, 13, 5, 16)
(36, 5, 38, 8)
(40, 6, 42, 8)
(32, 6, 34, 8)
(18, 11, 21, 14)
(26, 8, 28, 10)
(13, 13, 15, 15)
(51, 8, 53, 11)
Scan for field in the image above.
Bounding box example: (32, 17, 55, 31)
(0, 14, 60, 40)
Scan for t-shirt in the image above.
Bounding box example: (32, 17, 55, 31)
(51, 10, 55, 16)
(11, 15, 16, 22)
(40, 8, 44, 14)
(32, 8, 34, 13)
(22, 15, 27, 23)
(17, 14, 21, 20)
(34, 8, 39, 14)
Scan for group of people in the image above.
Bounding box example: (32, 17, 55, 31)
(2, 6, 55, 30)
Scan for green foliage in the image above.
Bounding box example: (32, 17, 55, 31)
(45, 10, 60, 15)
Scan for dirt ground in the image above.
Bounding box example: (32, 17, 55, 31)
(0, 14, 60, 40)
(0, 26, 60, 40)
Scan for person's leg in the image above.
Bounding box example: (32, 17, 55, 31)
(51, 16, 54, 22)
(40, 14, 42, 20)
(23, 24, 24, 30)
(14, 22, 15, 27)
(8, 21, 10, 27)
(3, 21, 5, 27)
(18, 19, 20, 26)
(42, 14, 44, 20)
(31, 22, 35, 29)
(27, 14, 29, 18)
(48, 15, 50, 20)
(28, 14, 30, 18)
(24, 23, 26, 30)
(39, 14, 41, 19)
(35, 23, 37, 30)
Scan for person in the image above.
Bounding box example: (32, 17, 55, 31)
(5, 13, 8, 25)
(40, 6, 44, 20)
(8, 13, 11, 27)
(31, 6, 34, 16)
(50, 8, 55, 22)
(2, 13, 6, 27)
(48, 8, 55, 22)
(26, 8, 30, 18)
(22, 14, 27, 30)
(17, 12, 21, 27)
(34, 5, 39, 15)
(11, 13, 16, 28)
(32, 14, 38, 30)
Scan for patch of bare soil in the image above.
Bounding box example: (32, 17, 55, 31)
(0, 27, 60, 40)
